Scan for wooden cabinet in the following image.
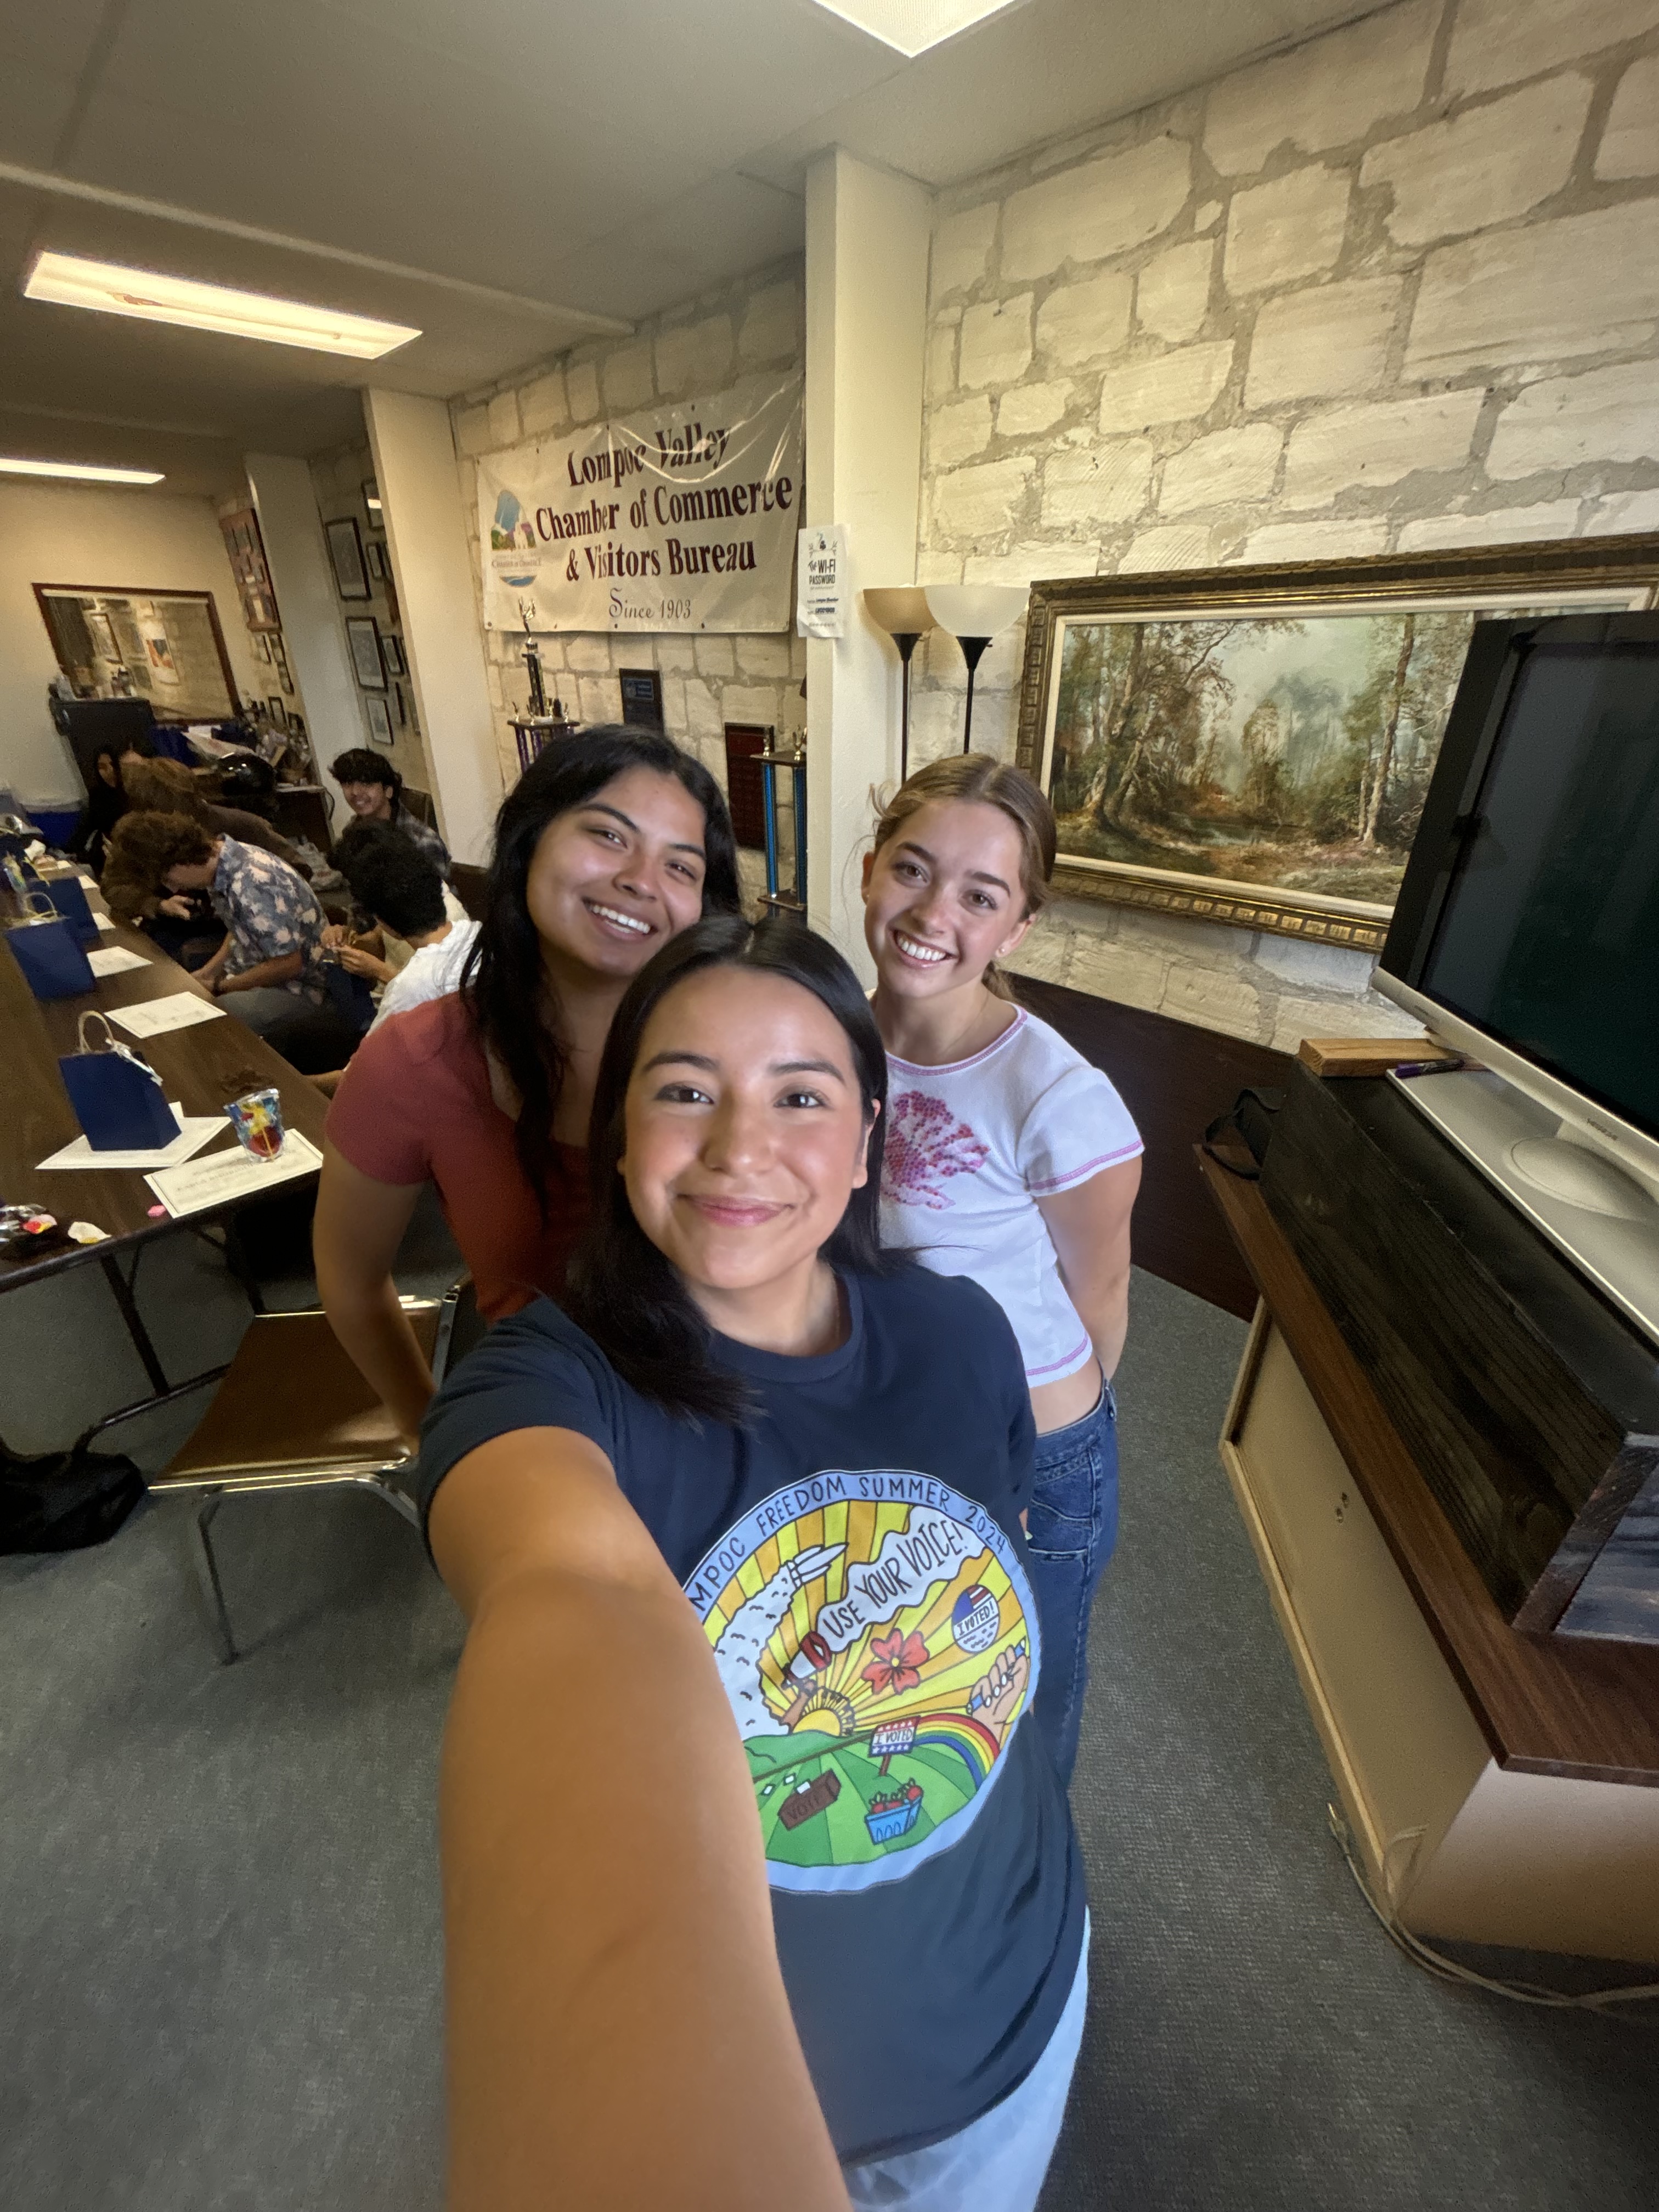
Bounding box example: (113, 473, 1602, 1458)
(1206, 1154, 1659, 1966)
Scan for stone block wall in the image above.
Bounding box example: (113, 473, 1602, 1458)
(448, 261, 807, 805)
(915, 0, 1659, 1050)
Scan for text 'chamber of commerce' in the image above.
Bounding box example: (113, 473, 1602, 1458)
(477, 373, 803, 635)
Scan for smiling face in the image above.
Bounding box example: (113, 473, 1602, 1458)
(862, 797, 1035, 1001)
(619, 964, 873, 1312)
(339, 778, 394, 822)
(526, 765, 711, 983)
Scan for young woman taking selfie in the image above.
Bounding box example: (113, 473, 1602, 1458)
(420, 916, 1087, 2212)
(314, 727, 741, 1437)
(864, 755, 1142, 1786)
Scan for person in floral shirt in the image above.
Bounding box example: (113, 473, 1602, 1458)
(107, 812, 328, 1040)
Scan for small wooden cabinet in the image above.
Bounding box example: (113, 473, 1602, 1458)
(1205, 1154, 1659, 1966)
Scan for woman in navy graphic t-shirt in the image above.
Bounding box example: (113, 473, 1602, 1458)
(419, 915, 1087, 2212)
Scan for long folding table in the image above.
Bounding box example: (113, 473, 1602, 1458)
(1, 885, 330, 1447)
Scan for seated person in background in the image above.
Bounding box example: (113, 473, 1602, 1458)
(65, 744, 127, 876)
(120, 754, 310, 872)
(332, 821, 480, 1032)
(106, 811, 329, 1041)
(329, 747, 450, 877)
(106, 755, 314, 967)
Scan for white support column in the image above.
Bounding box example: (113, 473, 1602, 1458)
(364, 388, 502, 867)
(803, 148, 930, 977)
(244, 450, 364, 827)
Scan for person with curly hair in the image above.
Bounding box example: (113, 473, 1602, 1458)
(106, 811, 329, 1039)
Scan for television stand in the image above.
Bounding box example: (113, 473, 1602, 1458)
(1389, 1066, 1659, 1348)
(1201, 1147, 1659, 1965)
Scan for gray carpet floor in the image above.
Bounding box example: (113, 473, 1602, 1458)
(2, 1219, 1655, 2210)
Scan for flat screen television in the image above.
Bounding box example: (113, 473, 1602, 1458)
(1375, 610, 1659, 1341)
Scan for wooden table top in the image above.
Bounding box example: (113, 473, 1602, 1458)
(1, 893, 330, 1293)
(1200, 1148, 1659, 1788)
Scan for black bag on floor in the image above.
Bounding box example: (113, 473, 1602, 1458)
(0, 1437, 145, 1554)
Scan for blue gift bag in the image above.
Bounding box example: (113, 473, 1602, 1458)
(58, 1012, 179, 1151)
(39, 873, 100, 949)
(4, 898, 95, 1000)
(320, 956, 376, 1038)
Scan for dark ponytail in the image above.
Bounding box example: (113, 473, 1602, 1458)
(565, 915, 905, 1423)
(460, 727, 742, 1213)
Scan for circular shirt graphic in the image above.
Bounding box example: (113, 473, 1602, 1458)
(684, 1470, 1039, 1894)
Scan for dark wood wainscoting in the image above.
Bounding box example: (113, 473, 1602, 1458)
(1012, 975, 1292, 1318)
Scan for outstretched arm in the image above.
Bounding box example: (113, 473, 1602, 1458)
(430, 1429, 849, 2212)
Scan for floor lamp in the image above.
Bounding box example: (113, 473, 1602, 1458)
(924, 585, 1028, 753)
(864, 588, 934, 781)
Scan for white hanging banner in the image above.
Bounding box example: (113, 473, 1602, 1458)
(477, 373, 802, 635)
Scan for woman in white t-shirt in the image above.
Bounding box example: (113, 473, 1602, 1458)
(864, 754, 1142, 1785)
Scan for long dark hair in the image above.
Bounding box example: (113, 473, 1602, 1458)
(461, 726, 742, 1207)
(565, 915, 905, 1423)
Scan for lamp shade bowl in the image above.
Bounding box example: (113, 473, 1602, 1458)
(923, 584, 1027, 640)
(863, 588, 935, 638)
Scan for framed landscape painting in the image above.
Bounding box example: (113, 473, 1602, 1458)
(1015, 537, 1659, 952)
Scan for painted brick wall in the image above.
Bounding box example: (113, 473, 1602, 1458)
(915, 0, 1659, 1050)
(449, 261, 807, 810)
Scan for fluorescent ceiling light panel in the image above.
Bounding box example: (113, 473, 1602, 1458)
(24, 252, 420, 360)
(0, 456, 163, 484)
(809, 0, 1024, 57)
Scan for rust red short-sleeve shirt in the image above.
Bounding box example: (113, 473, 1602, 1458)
(325, 995, 588, 1321)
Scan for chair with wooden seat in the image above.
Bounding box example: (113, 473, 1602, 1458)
(152, 1288, 466, 1663)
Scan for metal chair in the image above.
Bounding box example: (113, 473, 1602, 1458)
(151, 1285, 467, 1663)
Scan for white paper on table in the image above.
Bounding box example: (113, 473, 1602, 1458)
(37, 1101, 235, 1173)
(109, 991, 226, 1038)
(86, 944, 150, 977)
(145, 1131, 322, 1218)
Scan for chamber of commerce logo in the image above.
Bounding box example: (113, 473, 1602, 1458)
(489, 489, 540, 587)
(685, 1471, 1037, 1894)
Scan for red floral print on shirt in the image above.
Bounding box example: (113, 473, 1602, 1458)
(862, 1627, 929, 1696)
(882, 1090, 990, 1211)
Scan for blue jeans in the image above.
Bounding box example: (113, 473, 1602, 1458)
(1025, 1383, 1119, 1788)
(843, 1915, 1090, 2211)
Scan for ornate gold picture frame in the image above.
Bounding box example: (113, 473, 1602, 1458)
(1014, 535, 1659, 952)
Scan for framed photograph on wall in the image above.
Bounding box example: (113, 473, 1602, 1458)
(364, 539, 389, 581)
(365, 693, 394, 748)
(392, 679, 407, 726)
(325, 516, 371, 601)
(1016, 534, 1659, 953)
(345, 615, 386, 689)
(380, 633, 407, 676)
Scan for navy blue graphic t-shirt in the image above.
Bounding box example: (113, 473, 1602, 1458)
(415, 1263, 1086, 2164)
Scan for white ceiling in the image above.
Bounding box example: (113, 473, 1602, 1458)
(0, 0, 1390, 495)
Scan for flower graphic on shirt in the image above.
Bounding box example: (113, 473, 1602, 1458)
(882, 1091, 990, 1212)
(861, 1626, 929, 1697)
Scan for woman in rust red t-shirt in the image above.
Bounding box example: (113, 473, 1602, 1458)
(315, 727, 742, 1438)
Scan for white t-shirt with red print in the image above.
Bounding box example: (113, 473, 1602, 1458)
(879, 1007, 1143, 1386)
